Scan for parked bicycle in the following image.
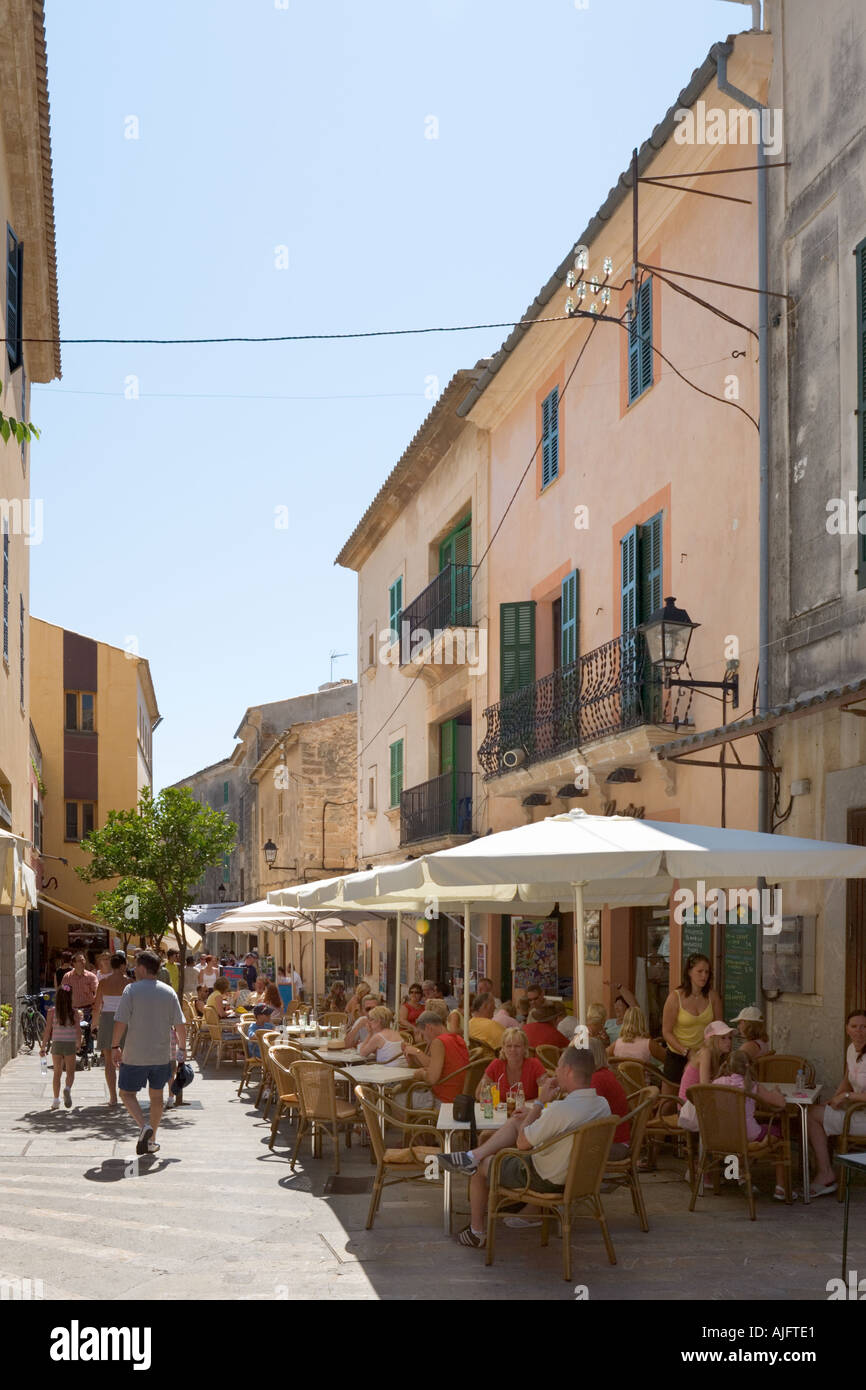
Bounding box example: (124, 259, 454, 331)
(17, 994, 46, 1052)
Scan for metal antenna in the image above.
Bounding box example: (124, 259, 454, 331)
(329, 650, 348, 682)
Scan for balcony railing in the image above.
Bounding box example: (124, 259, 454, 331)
(478, 627, 690, 777)
(397, 563, 473, 660)
(400, 770, 473, 845)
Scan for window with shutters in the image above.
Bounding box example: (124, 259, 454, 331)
(6, 225, 22, 371)
(541, 387, 559, 489)
(223, 780, 229, 804)
(388, 577, 403, 639)
(500, 601, 536, 697)
(857, 239, 866, 587)
(561, 570, 579, 667)
(64, 691, 96, 732)
(620, 512, 663, 721)
(627, 278, 653, 404)
(368, 767, 377, 812)
(389, 739, 404, 808)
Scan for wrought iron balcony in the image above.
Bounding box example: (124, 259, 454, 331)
(478, 627, 689, 778)
(397, 563, 473, 658)
(400, 770, 473, 845)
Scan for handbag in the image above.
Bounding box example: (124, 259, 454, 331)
(452, 1093, 478, 1148)
(678, 1099, 699, 1132)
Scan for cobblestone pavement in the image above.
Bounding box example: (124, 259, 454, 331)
(0, 1050, 860, 1302)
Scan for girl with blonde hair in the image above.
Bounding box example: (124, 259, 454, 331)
(357, 1004, 405, 1066)
(610, 1006, 665, 1064)
(346, 980, 371, 1022)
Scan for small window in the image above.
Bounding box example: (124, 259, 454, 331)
(223, 780, 229, 804)
(82, 803, 95, 837)
(541, 387, 559, 489)
(222, 852, 230, 884)
(65, 692, 77, 730)
(80, 693, 95, 732)
(389, 577, 403, 639)
(65, 802, 78, 841)
(389, 739, 404, 808)
(368, 773, 376, 812)
(368, 631, 375, 668)
(627, 277, 653, 404)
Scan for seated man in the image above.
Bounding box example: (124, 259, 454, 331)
(523, 1003, 568, 1052)
(403, 1010, 470, 1105)
(468, 993, 504, 1052)
(441, 1046, 610, 1248)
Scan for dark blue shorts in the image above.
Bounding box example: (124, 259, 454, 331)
(118, 1062, 172, 1092)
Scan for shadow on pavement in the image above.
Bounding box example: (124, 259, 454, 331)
(83, 1155, 181, 1182)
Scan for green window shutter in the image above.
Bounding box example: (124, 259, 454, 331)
(621, 527, 638, 634)
(561, 569, 579, 666)
(223, 781, 229, 804)
(438, 516, 471, 570)
(541, 387, 559, 488)
(389, 577, 403, 636)
(6, 226, 22, 371)
(439, 518, 472, 626)
(389, 739, 404, 807)
(858, 239, 866, 585)
(638, 512, 663, 619)
(628, 278, 653, 403)
(500, 601, 536, 697)
(439, 718, 456, 774)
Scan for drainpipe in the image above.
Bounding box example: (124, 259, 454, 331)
(713, 38, 770, 835)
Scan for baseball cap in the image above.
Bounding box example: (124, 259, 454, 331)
(730, 1006, 764, 1023)
(703, 1020, 733, 1039)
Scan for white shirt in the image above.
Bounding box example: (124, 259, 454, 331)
(847, 1043, 866, 1093)
(557, 1015, 579, 1040)
(523, 1088, 611, 1185)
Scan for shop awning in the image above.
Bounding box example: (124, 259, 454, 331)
(36, 892, 101, 925)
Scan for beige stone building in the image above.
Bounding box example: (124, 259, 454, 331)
(0, 0, 60, 1064)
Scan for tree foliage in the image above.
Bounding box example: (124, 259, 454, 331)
(0, 376, 39, 446)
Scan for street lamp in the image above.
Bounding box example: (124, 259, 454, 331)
(217, 883, 227, 902)
(263, 839, 297, 873)
(641, 596, 739, 711)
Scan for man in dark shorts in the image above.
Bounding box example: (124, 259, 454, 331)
(112, 950, 186, 1156)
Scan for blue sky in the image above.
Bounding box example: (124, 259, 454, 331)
(33, 0, 746, 790)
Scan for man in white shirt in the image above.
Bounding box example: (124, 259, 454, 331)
(442, 1046, 611, 1247)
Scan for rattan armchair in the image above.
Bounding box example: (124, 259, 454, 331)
(602, 1086, 658, 1232)
(836, 1100, 866, 1199)
(268, 1045, 304, 1149)
(355, 1084, 443, 1228)
(534, 1044, 562, 1073)
(686, 1083, 792, 1218)
(321, 1011, 348, 1028)
(201, 1007, 245, 1069)
(236, 1024, 263, 1096)
(183, 1000, 204, 1058)
(289, 1060, 357, 1174)
(254, 1032, 282, 1113)
(755, 1054, 814, 1086)
(389, 1048, 487, 1128)
(486, 1115, 619, 1282)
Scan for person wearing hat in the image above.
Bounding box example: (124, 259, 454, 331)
(730, 1006, 770, 1065)
(523, 1003, 568, 1052)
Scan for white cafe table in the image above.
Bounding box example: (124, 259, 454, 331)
(775, 1083, 822, 1203)
(313, 1048, 365, 1065)
(348, 1063, 419, 1138)
(436, 1102, 508, 1234)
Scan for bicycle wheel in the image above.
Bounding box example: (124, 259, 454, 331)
(20, 1012, 36, 1051)
(33, 1012, 46, 1043)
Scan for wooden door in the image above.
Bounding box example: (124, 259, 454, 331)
(846, 808, 866, 1019)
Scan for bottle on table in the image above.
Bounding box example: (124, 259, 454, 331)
(514, 1082, 525, 1112)
(795, 1068, 805, 1094)
(480, 1080, 494, 1119)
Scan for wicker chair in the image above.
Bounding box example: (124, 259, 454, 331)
(355, 1084, 443, 1228)
(755, 1054, 814, 1086)
(289, 1060, 357, 1174)
(609, 1059, 646, 1098)
(486, 1116, 619, 1282)
(390, 1047, 486, 1126)
(183, 1000, 204, 1058)
(254, 1032, 282, 1113)
(602, 1087, 658, 1232)
(687, 1083, 793, 1219)
(535, 1044, 561, 1073)
(201, 1008, 245, 1069)
(321, 1012, 348, 1028)
(268, 1045, 304, 1149)
(236, 1025, 263, 1096)
(835, 1100, 866, 1199)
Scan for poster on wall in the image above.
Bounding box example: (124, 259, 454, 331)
(364, 938, 373, 977)
(378, 960, 387, 999)
(584, 910, 601, 966)
(414, 945, 424, 984)
(512, 918, 558, 990)
(476, 943, 487, 983)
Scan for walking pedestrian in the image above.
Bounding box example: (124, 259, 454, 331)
(60, 952, 99, 1011)
(91, 952, 129, 1105)
(111, 949, 187, 1156)
(40, 984, 81, 1109)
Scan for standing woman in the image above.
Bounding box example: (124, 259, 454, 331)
(198, 955, 219, 992)
(91, 953, 129, 1105)
(40, 984, 81, 1109)
(661, 953, 723, 1094)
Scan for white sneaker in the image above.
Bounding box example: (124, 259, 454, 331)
(50, 1098, 61, 1110)
(504, 1215, 542, 1229)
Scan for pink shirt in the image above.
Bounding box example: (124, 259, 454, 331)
(612, 1037, 653, 1063)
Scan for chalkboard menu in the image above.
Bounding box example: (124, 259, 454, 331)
(723, 922, 760, 1020)
(681, 911, 711, 966)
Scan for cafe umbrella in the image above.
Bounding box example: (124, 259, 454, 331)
(283, 810, 866, 1024)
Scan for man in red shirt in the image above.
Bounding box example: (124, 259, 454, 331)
(523, 1004, 567, 1052)
(60, 953, 99, 1011)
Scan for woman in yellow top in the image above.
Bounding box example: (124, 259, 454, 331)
(661, 953, 723, 1092)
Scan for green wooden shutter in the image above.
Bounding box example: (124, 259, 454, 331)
(638, 279, 653, 395)
(389, 739, 404, 808)
(389, 577, 403, 637)
(561, 569, 579, 666)
(858, 239, 866, 585)
(500, 601, 536, 697)
(639, 512, 663, 619)
(440, 517, 472, 625)
(541, 387, 559, 488)
(621, 527, 638, 634)
(439, 719, 456, 774)
(6, 227, 22, 370)
(627, 296, 640, 403)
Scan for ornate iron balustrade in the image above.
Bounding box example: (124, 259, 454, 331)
(478, 628, 691, 778)
(397, 563, 473, 661)
(400, 770, 473, 845)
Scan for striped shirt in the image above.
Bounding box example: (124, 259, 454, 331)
(60, 969, 99, 1009)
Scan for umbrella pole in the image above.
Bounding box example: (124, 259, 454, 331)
(573, 882, 587, 1026)
(290, 929, 295, 1002)
(463, 901, 471, 1046)
(311, 914, 318, 1021)
(395, 911, 402, 1016)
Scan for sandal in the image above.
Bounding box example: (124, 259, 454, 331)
(774, 1185, 798, 1201)
(810, 1181, 837, 1198)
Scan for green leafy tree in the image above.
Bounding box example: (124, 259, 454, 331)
(0, 376, 39, 446)
(91, 876, 169, 950)
(77, 786, 236, 999)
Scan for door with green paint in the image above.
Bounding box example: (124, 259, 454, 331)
(439, 517, 471, 626)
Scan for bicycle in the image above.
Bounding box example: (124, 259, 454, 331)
(17, 994, 46, 1052)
